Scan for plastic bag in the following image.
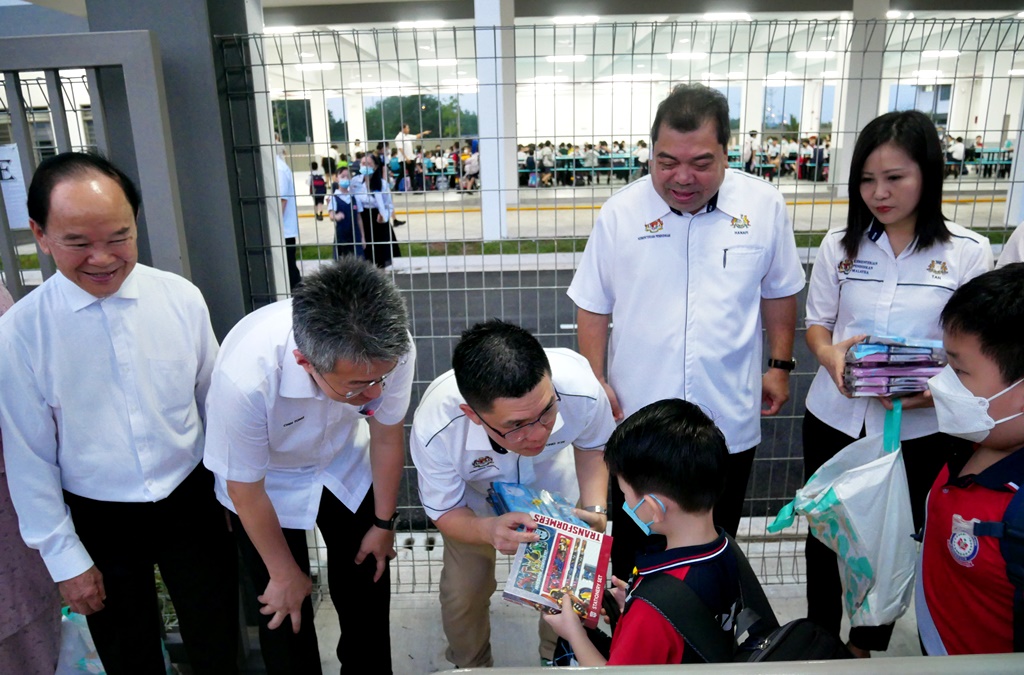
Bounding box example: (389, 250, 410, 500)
(769, 400, 915, 627)
(56, 607, 105, 674)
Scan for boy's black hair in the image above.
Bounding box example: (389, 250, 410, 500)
(604, 399, 728, 513)
(941, 263, 1024, 383)
(28, 151, 140, 230)
(452, 320, 550, 413)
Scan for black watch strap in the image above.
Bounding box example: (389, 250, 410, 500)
(373, 512, 400, 530)
(767, 358, 796, 371)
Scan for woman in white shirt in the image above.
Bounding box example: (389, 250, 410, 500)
(803, 110, 992, 657)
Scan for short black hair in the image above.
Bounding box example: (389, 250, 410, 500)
(843, 110, 949, 260)
(941, 263, 1024, 384)
(452, 320, 550, 412)
(650, 83, 730, 150)
(27, 151, 140, 230)
(604, 399, 728, 514)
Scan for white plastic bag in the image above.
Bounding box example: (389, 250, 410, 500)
(769, 401, 916, 627)
(56, 608, 105, 674)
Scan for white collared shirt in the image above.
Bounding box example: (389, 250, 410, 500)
(0, 265, 218, 581)
(805, 221, 993, 439)
(997, 223, 1024, 268)
(202, 300, 415, 529)
(567, 171, 806, 452)
(276, 155, 299, 238)
(411, 348, 616, 521)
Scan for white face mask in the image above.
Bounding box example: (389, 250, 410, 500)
(928, 364, 1024, 443)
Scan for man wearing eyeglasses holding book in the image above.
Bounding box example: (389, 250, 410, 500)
(203, 258, 416, 674)
(410, 319, 616, 668)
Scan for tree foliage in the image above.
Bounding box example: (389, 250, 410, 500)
(363, 94, 478, 144)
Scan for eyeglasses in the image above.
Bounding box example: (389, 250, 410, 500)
(474, 393, 561, 444)
(317, 357, 405, 400)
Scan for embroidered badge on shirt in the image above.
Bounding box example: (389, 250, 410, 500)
(471, 456, 496, 470)
(644, 218, 664, 233)
(730, 215, 751, 229)
(927, 260, 949, 277)
(948, 513, 981, 567)
(837, 258, 854, 275)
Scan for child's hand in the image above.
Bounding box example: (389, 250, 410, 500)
(607, 575, 629, 616)
(542, 594, 587, 641)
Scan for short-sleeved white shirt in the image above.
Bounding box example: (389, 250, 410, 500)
(997, 222, 1024, 268)
(567, 171, 806, 452)
(805, 221, 992, 439)
(411, 348, 616, 521)
(395, 132, 415, 161)
(276, 155, 299, 239)
(203, 300, 416, 529)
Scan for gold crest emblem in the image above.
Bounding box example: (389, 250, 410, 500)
(837, 259, 854, 275)
(927, 260, 949, 276)
(644, 219, 664, 233)
(730, 215, 751, 228)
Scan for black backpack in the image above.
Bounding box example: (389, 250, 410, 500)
(630, 535, 852, 663)
(311, 173, 327, 195)
(971, 483, 1024, 651)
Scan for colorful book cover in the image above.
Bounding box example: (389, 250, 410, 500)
(488, 482, 588, 527)
(502, 513, 612, 629)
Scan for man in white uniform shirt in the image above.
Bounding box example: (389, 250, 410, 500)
(411, 320, 615, 668)
(394, 123, 431, 181)
(203, 258, 414, 674)
(567, 83, 805, 578)
(0, 152, 238, 673)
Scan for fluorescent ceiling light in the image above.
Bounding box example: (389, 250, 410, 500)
(270, 88, 284, 96)
(523, 75, 571, 83)
(922, 50, 960, 58)
(795, 51, 835, 59)
(886, 10, 901, 19)
(419, 59, 459, 67)
(912, 70, 943, 77)
(1009, 69, 1024, 75)
(553, 15, 599, 25)
(346, 81, 415, 89)
(598, 74, 667, 82)
(1019, 11, 1024, 18)
(299, 52, 315, 58)
(441, 78, 478, 86)
(767, 71, 795, 79)
(821, 71, 840, 78)
(397, 20, 447, 29)
(265, 26, 298, 34)
(703, 12, 751, 21)
(295, 63, 335, 71)
(545, 55, 586, 63)
(667, 52, 708, 60)
(727, 71, 746, 79)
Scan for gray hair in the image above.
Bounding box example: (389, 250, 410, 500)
(291, 258, 410, 372)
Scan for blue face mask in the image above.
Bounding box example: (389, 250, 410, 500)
(623, 494, 666, 536)
(338, 179, 351, 189)
(359, 165, 373, 176)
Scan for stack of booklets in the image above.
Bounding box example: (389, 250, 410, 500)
(843, 336, 946, 397)
(489, 482, 612, 628)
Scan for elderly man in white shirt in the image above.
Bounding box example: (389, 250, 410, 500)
(0, 152, 238, 674)
(204, 258, 415, 674)
(411, 320, 615, 668)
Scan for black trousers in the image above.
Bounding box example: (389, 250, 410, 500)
(610, 447, 756, 580)
(802, 412, 963, 651)
(63, 465, 239, 675)
(361, 208, 399, 269)
(285, 236, 302, 289)
(232, 487, 392, 674)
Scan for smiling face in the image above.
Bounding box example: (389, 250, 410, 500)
(30, 172, 138, 298)
(461, 377, 558, 457)
(858, 141, 923, 234)
(650, 119, 728, 215)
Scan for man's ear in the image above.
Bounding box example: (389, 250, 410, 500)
(293, 349, 316, 375)
(29, 220, 51, 255)
(459, 403, 482, 426)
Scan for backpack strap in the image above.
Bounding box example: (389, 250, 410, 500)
(973, 487, 1024, 652)
(727, 534, 781, 640)
(629, 573, 735, 663)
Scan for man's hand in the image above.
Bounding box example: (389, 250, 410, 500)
(573, 508, 608, 533)
(880, 389, 933, 411)
(354, 525, 397, 583)
(761, 367, 791, 416)
(59, 566, 106, 615)
(487, 512, 540, 555)
(542, 594, 587, 641)
(258, 566, 312, 633)
(600, 380, 624, 422)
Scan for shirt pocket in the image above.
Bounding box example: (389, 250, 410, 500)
(721, 246, 766, 272)
(148, 357, 197, 413)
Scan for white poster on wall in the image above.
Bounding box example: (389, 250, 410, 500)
(0, 144, 31, 230)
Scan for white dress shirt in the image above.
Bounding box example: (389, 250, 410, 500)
(997, 222, 1024, 268)
(805, 221, 993, 439)
(0, 265, 217, 581)
(276, 154, 299, 239)
(568, 171, 806, 452)
(411, 349, 616, 521)
(202, 300, 415, 529)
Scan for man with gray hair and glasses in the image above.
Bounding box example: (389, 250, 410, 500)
(204, 257, 415, 674)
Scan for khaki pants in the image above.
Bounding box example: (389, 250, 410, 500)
(440, 537, 558, 667)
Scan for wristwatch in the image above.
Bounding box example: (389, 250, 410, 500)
(581, 505, 608, 515)
(767, 358, 796, 372)
(372, 512, 400, 530)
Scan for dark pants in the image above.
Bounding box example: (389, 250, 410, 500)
(802, 412, 962, 651)
(232, 487, 392, 674)
(285, 236, 302, 290)
(63, 465, 239, 675)
(610, 447, 756, 580)
(361, 207, 400, 269)
(333, 203, 363, 259)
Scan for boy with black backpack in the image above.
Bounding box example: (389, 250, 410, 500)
(544, 398, 742, 665)
(307, 161, 327, 221)
(919, 263, 1024, 655)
